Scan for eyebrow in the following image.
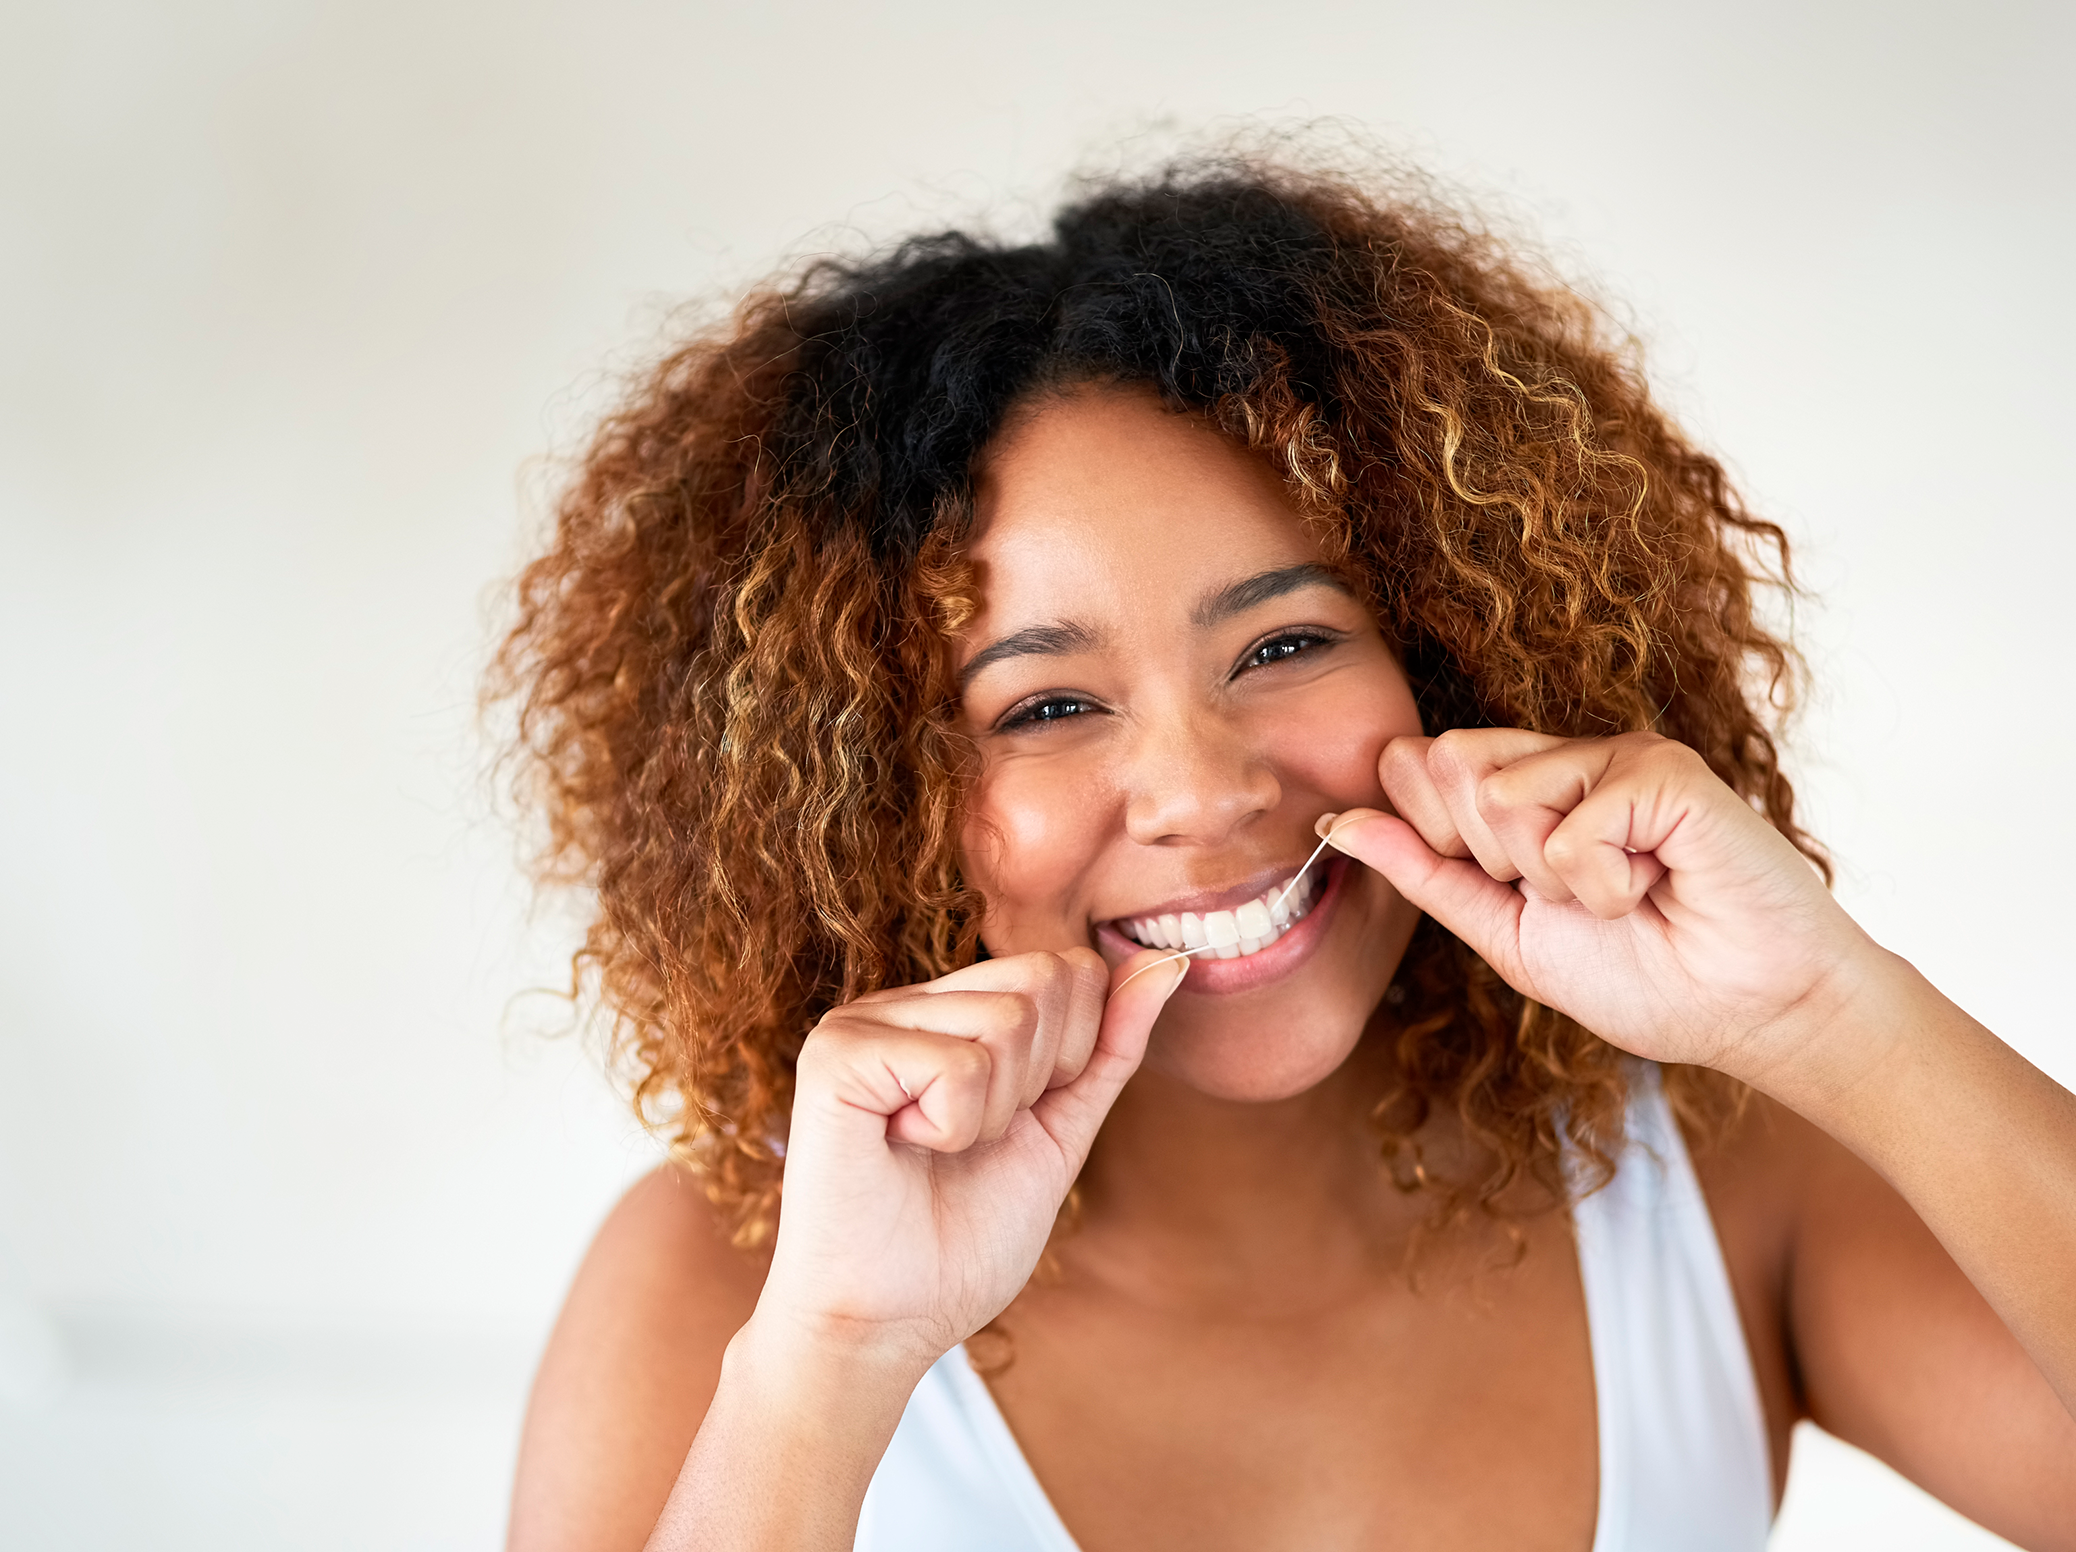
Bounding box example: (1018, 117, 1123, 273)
(1191, 563, 1352, 627)
(958, 564, 1352, 691)
(958, 620, 1102, 689)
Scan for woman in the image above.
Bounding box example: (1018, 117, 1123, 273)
(493, 160, 2076, 1550)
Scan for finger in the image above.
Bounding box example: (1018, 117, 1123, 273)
(824, 987, 1039, 1142)
(918, 949, 1105, 1109)
(1376, 736, 1472, 859)
(1546, 787, 1671, 919)
(990, 951, 1073, 1117)
(1538, 743, 1693, 918)
(1031, 947, 1188, 1167)
(846, 953, 1101, 1133)
(1474, 739, 1626, 905)
(1045, 947, 1110, 1094)
(1318, 809, 1527, 980)
(798, 1023, 993, 1153)
(828, 988, 1042, 1040)
(845, 948, 1081, 1010)
(968, 951, 1089, 1123)
(1425, 728, 1569, 885)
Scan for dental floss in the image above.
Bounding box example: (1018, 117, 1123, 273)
(1113, 821, 1346, 994)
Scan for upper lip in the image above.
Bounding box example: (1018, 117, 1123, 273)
(1097, 860, 1318, 926)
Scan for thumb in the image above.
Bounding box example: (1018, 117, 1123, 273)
(1320, 809, 1527, 973)
(1030, 948, 1188, 1162)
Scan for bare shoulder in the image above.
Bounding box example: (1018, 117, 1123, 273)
(1691, 1086, 2076, 1548)
(508, 1164, 770, 1552)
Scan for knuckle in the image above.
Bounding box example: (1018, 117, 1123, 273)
(1028, 953, 1073, 999)
(998, 991, 1041, 1041)
(955, 1038, 992, 1078)
(1379, 737, 1429, 782)
(1427, 727, 1476, 777)
(1664, 740, 1706, 775)
(798, 1020, 849, 1062)
(1618, 730, 1675, 766)
(795, 1021, 872, 1086)
(1474, 768, 1520, 817)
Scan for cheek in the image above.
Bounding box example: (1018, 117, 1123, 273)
(1259, 660, 1421, 803)
(960, 760, 1109, 938)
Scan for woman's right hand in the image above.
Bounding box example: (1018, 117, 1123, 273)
(643, 947, 1188, 1551)
(748, 944, 1190, 1379)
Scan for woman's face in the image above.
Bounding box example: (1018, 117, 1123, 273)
(957, 384, 1423, 1101)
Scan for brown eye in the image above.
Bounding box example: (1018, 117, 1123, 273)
(1240, 631, 1337, 674)
(998, 695, 1101, 732)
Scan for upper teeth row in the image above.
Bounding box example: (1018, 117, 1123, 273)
(1121, 872, 1320, 960)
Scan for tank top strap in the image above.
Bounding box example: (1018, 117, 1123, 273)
(1570, 1063, 1773, 1551)
(856, 1341, 1077, 1551)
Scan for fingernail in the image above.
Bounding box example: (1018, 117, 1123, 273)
(1314, 811, 1340, 838)
(1117, 950, 1193, 997)
(1319, 812, 1370, 851)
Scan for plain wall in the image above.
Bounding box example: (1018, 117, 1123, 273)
(1, 0, 2070, 1545)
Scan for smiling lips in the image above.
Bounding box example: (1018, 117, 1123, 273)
(1113, 867, 1329, 961)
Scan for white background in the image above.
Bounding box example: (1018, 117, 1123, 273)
(2, 1, 2070, 1546)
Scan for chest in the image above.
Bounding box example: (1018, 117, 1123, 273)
(979, 1217, 1600, 1552)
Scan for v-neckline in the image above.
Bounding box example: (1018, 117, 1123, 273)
(948, 1222, 1616, 1552)
(941, 1342, 1084, 1550)
(939, 1072, 1770, 1552)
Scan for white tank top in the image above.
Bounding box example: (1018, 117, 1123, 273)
(856, 1066, 1772, 1550)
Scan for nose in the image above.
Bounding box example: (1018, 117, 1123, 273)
(1120, 702, 1281, 847)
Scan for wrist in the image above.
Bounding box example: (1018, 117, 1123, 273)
(725, 1304, 940, 1417)
(646, 1314, 931, 1551)
(1725, 940, 1955, 1134)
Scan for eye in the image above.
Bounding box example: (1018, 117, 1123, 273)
(996, 694, 1104, 733)
(1236, 629, 1342, 675)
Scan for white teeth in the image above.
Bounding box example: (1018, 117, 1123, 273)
(1121, 867, 1325, 957)
(1288, 875, 1315, 921)
(1269, 880, 1295, 927)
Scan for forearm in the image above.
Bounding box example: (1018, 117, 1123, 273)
(1753, 949, 2076, 1415)
(643, 1316, 926, 1552)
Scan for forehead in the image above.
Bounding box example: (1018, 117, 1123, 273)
(966, 386, 1324, 630)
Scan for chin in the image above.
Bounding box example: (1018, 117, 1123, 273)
(1141, 1018, 1367, 1102)
(1130, 867, 1413, 1104)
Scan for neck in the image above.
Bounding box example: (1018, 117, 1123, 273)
(1067, 1041, 1426, 1310)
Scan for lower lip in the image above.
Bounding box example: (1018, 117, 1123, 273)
(1095, 856, 1352, 997)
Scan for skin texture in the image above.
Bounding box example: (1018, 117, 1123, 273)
(957, 389, 1422, 1099)
(508, 387, 2076, 1552)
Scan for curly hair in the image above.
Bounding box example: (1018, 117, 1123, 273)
(489, 155, 1825, 1246)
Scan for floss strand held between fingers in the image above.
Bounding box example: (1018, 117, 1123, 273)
(1268, 830, 1340, 920)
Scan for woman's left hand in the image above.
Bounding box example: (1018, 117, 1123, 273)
(1323, 729, 1878, 1084)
